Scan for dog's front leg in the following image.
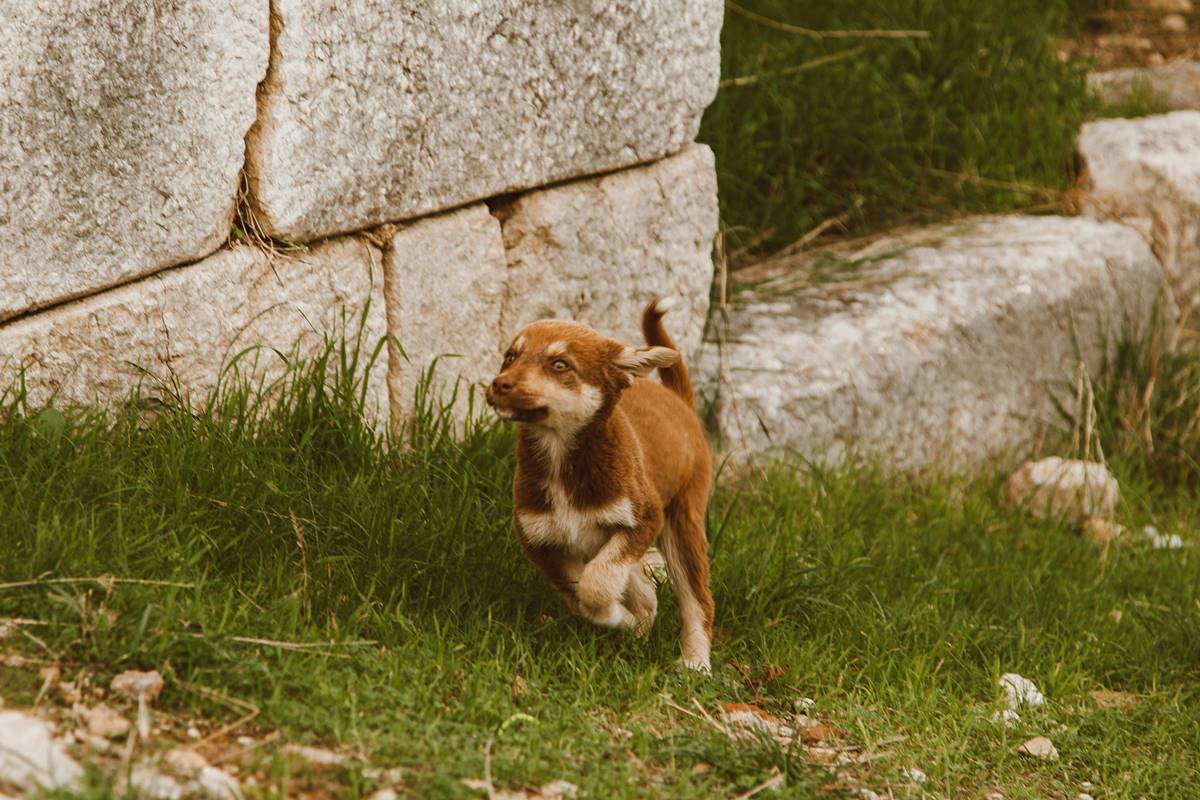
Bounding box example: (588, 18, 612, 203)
(576, 521, 657, 631)
(520, 541, 584, 615)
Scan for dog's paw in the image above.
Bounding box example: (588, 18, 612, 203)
(586, 601, 637, 630)
(679, 654, 712, 675)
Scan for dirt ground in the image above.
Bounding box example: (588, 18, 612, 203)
(1063, 0, 1200, 68)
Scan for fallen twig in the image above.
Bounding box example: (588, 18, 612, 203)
(734, 768, 785, 800)
(176, 679, 261, 750)
(727, 1, 930, 39)
(0, 576, 194, 591)
(720, 46, 865, 88)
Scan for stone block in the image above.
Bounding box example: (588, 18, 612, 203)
(0, 239, 388, 420)
(0, 1, 268, 321)
(245, 0, 722, 241)
(497, 145, 718, 361)
(702, 216, 1168, 470)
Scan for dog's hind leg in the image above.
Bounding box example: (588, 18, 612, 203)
(662, 485, 714, 673)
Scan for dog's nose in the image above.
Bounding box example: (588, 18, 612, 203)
(491, 375, 514, 395)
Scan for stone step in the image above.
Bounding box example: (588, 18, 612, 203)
(1077, 111, 1200, 317)
(1089, 61, 1200, 112)
(700, 216, 1168, 471)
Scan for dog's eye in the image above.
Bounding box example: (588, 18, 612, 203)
(551, 359, 570, 372)
(502, 351, 516, 366)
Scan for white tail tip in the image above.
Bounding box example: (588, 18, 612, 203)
(654, 296, 678, 313)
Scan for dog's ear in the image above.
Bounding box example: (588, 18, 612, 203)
(612, 345, 679, 386)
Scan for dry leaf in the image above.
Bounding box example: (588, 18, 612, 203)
(1090, 690, 1137, 711)
(803, 723, 834, 743)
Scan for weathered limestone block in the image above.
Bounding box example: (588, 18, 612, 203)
(1088, 61, 1200, 111)
(0, 1, 269, 321)
(246, 0, 722, 241)
(498, 145, 718, 361)
(702, 216, 1168, 470)
(1078, 112, 1200, 315)
(0, 239, 388, 419)
(383, 205, 508, 423)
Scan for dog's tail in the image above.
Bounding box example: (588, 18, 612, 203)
(641, 297, 693, 403)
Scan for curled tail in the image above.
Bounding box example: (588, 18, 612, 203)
(641, 297, 694, 403)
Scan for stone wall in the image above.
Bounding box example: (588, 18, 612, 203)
(0, 1, 722, 426)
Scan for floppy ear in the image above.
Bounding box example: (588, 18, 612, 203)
(613, 345, 679, 385)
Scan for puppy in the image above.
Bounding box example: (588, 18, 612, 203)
(485, 298, 714, 672)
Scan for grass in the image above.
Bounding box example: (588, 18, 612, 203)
(699, 0, 1165, 261)
(699, 0, 1097, 259)
(1, 335, 1199, 798)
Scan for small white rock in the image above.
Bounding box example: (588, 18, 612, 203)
(795, 697, 816, 711)
(369, 791, 399, 800)
(281, 744, 346, 769)
(539, 780, 579, 798)
(1017, 736, 1059, 760)
(1000, 673, 1045, 709)
(0, 711, 83, 793)
(1142, 525, 1185, 549)
(1004, 458, 1118, 524)
(1078, 794, 1095, 800)
(187, 725, 202, 739)
(903, 766, 927, 782)
(1162, 13, 1188, 32)
(85, 703, 131, 739)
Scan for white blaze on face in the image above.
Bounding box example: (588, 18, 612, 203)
(522, 372, 603, 436)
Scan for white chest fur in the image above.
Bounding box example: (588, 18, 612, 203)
(517, 484, 636, 557)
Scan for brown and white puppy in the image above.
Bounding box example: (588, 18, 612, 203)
(485, 299, 714, 672)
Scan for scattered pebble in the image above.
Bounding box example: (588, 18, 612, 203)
(187, 725, 202, 739)
(369, 791, 399, 800)
(236, 735, 253, 746)
(902, 766, 927, 783)
(1078, 794, 1095, 800)
(1004, 458, 1118, 524)
(1162, 13, 1189, 32)
(1142, 525, 1184, 549)
(0, 711, 83, 793)
(282, 743, 346, 769)
(1000, 673, 1045, 709)
(795, 697, 815, 711)
(85, 703, 131, 739)
(539, 780, 578, 798)
(364, 766, 404, 785)
(1017, 736, 1059, 761)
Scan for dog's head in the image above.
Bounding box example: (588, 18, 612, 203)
(486, 320, 678, 433)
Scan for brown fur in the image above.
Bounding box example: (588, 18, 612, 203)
(486, 300, 715, 671)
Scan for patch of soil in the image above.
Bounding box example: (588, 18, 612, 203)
(1063, 0, 1200, 69)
